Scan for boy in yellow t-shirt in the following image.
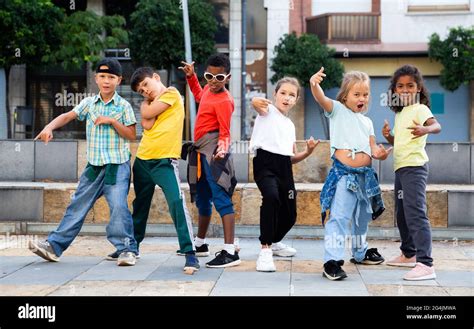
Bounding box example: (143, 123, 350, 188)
(127, 67, 198, 274)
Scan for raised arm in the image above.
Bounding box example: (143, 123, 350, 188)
(179, 60, 203, 102)
(141, 117, 156, 131)
(140, 98, 171, 120)
(309, 67, 333, 113)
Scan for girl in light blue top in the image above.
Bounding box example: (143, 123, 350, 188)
(310, 68, 392, 281)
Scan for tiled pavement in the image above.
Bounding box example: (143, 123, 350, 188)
(0, 236, 472, 296)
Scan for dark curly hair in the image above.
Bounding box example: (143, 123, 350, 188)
(388, 65, 430, 113)
(206, 53, 231, 74)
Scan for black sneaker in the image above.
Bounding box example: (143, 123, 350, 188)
(323, 260, 347, 281)
(106, 250, 140, 261)
(350, 248, 384, 265)
(195, 244, 210, 257)
(206, 250, 241, 268)
(177, 243, 210, 257)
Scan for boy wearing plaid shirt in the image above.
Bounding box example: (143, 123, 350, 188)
(29, 58, 138, 266)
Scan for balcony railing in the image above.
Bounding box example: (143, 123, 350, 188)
(306, 13, 380, 43)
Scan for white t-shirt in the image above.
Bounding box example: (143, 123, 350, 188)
(249, 104, 296, 156)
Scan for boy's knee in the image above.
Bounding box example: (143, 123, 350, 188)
(196, 196, 212, 216)
(216, 204, 234, 218)
(198, 207, 212, 217)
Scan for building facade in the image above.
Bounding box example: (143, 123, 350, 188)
(0, 0, 473, 142)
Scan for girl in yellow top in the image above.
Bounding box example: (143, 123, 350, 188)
(382, 65, 441, 281)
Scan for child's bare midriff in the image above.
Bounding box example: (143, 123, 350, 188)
(335, 149, 372, 168)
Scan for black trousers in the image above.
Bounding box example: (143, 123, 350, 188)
(395, 164, 433, 266)
(253, 149, 297, 245)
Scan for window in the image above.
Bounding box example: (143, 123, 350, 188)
(430, 93, 444, 114)
(246, 0, 267, 45)
(407, 0, 470, 13)
(209, 0, 230, 44)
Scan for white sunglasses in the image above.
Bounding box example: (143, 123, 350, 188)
(203, 72, 230, 82)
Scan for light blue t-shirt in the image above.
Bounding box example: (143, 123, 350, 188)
(325, 100, 374, 158)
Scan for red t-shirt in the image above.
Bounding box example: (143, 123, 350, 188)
(187, 74, 234, 151)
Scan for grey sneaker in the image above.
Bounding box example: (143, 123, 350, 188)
(117, 251, 136, 266)
(107, 250, 140, 261)
(28, 240, 59, 262)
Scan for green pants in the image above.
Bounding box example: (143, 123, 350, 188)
(132, 157, 195, 254)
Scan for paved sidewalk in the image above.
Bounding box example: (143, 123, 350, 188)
(0, 236, 472, 296)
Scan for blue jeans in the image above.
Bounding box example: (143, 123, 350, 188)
(195, 154, 234, 218)
(48, 161, 138, 256)
(324, 175, 371, 263)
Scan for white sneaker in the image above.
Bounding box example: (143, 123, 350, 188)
(271, 242, 296, 257)
(117, 252, 136, 266)
(256, 248, 276, 272)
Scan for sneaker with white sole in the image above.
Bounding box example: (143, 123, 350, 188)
(350, 248, 384, 265)
(323, 260, 347, 281)
(117, 251, 136, 266)
(28, 240, 59, 262)
(183, 253, 200, 274)
(403, 262, 436, 281)
(177, 242, 241, 257)
(177, 243, 210, 257)
(256, 248, 276, 272)
(206, 250, 241, 268)
(107, 250, 140, 261)
(271, 242, 296, 257)
(387, 254, 416, 267)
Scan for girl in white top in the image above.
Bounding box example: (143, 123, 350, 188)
(250, 77, 318, 272)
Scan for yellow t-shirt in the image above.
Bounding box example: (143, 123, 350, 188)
(393, 103, 434, 171)
(136, 89, 184, 160)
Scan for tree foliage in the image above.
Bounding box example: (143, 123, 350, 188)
(428, 26, 474, 91)
(270, 32, 344, 89)
(51, 11, 128, 71)
(0, 0, 64, 70)
(129, 0, 217, 70)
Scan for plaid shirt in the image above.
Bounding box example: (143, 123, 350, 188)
(73, 92, 136, 166)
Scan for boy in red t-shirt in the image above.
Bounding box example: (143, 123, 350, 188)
(179, 53, 240, 268)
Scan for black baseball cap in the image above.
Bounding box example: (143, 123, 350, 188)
(95, 58, 122, 77)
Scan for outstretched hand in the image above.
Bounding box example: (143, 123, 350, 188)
(178, 61, 195, 77)
(382, 119, 391, 138)
(252, 97, 272, 116)
(372, 144, 393, 160)
(306, 136, 320, 154)
(34, 127, 53, 145)
(407, 120, 428, 139)
(310, 67, 326, 87)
